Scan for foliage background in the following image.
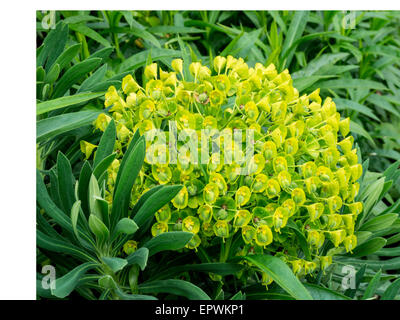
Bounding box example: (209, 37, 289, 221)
(36, 10, 400, 300)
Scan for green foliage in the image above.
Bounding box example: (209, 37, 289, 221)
(37, 10, 400, 300)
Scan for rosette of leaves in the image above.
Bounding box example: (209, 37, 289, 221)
(37, 121, 211, 300)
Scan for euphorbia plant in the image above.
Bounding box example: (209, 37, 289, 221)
(37, 121, 212, 300)
(81, 56, 364, 290)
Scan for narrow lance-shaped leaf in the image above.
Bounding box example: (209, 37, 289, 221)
(93, 119, 116, 168)
(242, 254, 313, 300)
(110, 137, 146, 230)
(51, 262, 99, 298)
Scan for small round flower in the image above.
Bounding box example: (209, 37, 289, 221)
(186, 234, 201, 250)
(235, 186, 251, 206)
(203, 183, 220, 204)
(272, 207, 289, 232)
(252, 174, 268, 193)
(123, 240, 138, 255)
(198, 204, 213, 222)
(291, 188, 306, 205)
(213, 220, 230, 239)
(242, 225, 256, 244)
(277, 171, 291, 189)
(265, 178, 281, 198)
(151, 221, 168, 237)
(172, 186, 189, 209)
(273, 156, 288, 173)
(306, 203, 324, 221)
(263, 141, 277, 160)
(255, 225, 273, 247)
(182, 216, 200, 234)
(233, 210, 252, 228)
(155, 205, 171, 222)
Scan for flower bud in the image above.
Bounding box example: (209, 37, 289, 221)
(144, 63, 158, 79)
(171, 59, 183, 74)
(329, 229, 346, 247)
(213, 56, 227, 73)
(80, 141, 97, 159)
(343, 234, 357, 253)
(122, 74, 140, 94)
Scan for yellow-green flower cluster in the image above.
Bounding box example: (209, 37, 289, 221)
(84, 56, 363, 277)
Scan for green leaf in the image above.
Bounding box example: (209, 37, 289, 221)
(115, 288, 157, 300)
(287, 220, 311, 260)
(114, 218, 139, 236)
(51, 262, 98, 298)
(77, 161, 92, 216)
(78, 64, 108, 93)
(54, 43, 81, 71)
(45, 63, 60, 84)
(292, 52, 349, 78)
(37, 110, 101, 142)
(152, 262, 244, 280)
(126, 247, 149, 271)
(93, 153, 116, 181)
(36, 170, 72, 232)
(37, 21, 68, 70)
(360, 213, 397, 232)
(315, 79, 387, 91)
(147, 26, 206, 34)
(57, 152, 76, 214)
(69, 23, 111, 47)
(91, 47, 114, 60)
(37, 92, 104, 115)
(139, 279, 210, 300)
(348, 237, 387, 257)
(381, 278, 400, 300)
(52, 58, 102, 98)
(88, 214, 109, 243)
(303, 284, 351, 300)
(37, 229, 94, 262)
(350, 120, 376, 146)
(143, 231, 193, 257)
(335, 98, 380, 122)
(133, 185, 183, 229)
(110, 137, 145, 229)
(71, 200, 82, 242)
(280, 11, 309, 69)
(242, 254, 313, 300)
(362, 270, 382, 300)
(131, 185, 163, 217)
(102, 257, 128, 273)
(93, 119, 116, 168)
(118, 48, 181, 72)
(335, 257, 400, 271)
(88, 174, 102, 219)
